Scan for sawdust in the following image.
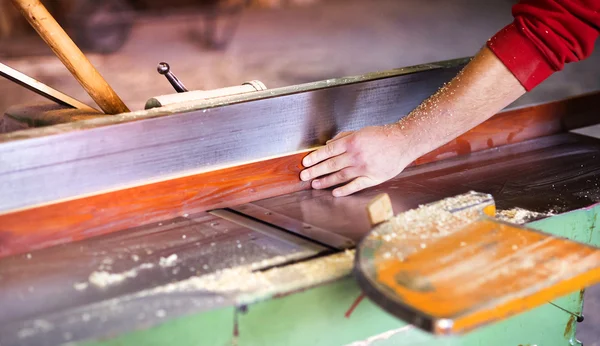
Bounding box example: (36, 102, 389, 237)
(132, 250, 352, 305)
(73, 282, 89, 291)
(17, 319, 54, 339)
(371, 191, 493, 242)
(361, 192, 496, 273)
(88, 263, 155, 288)
(496, 208, 551, 224)
(159, 254, 178, 267)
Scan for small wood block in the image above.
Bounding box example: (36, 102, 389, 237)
(366, 193, 394, 226)
(355, 193, 600, 335)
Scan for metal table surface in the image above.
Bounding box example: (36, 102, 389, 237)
(1, 132, 600, 345)
(234, 133, 600, 249)
(0, 211, 327, 345)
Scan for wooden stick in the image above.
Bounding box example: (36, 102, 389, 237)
(10, 0, 130, 114)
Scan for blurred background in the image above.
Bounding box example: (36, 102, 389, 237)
(1, 0, 600, 114)
(0, 0, 599, 344)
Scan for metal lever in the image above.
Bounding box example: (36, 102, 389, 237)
(157, 62, 188, 93)
(0, 62, 98, 112)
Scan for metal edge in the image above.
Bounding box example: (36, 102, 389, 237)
(0, 57, 471, 143)
(0, 59, 467, 212)
(351, 192, 496, 335)
(353, 248, 437, 333)
(209, 208, 330, 253)
(229, 204, 356, 250)
(0, 62, 99, 113)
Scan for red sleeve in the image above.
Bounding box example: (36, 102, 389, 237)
(486, 0, 600, 91)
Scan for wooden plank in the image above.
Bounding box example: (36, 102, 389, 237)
(0, 152, 310, 258)
(413, 91, 600, 166)
(0, 93, 599, 259)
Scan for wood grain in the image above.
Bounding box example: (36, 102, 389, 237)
(366, 193, 394, 227)
(0, 93, 598, 258)
(10, 0, 129, 114)
(412, 91, 600, 166)
(0, 152, 310, 258)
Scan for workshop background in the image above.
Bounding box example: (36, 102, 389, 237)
(1, 0, 599, 344)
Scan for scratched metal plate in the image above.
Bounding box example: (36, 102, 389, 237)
(0, 211, 326, 346)
(232, 133, 600, 249)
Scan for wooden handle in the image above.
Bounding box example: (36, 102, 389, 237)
(366, 193, 394, 227)
(11, 0, 130, 114)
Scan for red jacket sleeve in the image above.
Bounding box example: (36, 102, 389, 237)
(486, 0, 600, 91)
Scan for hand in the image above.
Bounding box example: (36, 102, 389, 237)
(300, 124, 413, 197)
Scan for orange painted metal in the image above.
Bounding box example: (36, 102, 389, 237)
(373, 218, 600, 334)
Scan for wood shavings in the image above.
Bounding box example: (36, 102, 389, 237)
(371, 191, 493, 241)
(131, 250, 351, 305)
(73, 282, 89, 291)
(159, 254, 178, 267)
(88, 263, 155, 288)
(362, 192, 495, 268)
(496, 208, 550, 224)
(17, 319, 54, 339)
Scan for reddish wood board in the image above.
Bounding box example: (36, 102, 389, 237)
(0, 92, 598, 258)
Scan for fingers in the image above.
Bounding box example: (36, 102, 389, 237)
(332, 176, 375, 197)
(302, 137, 347, 167)
(326, 131, 352, 144)
(300, 153, 352, 181)
(311, 167, 357, 189)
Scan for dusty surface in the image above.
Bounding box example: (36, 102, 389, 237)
(496, 207, 552, 224)
(131, 249, 354, 304)
(1, 0, 599, 343)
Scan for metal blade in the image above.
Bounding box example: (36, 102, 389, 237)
(0, 62, 99, 112)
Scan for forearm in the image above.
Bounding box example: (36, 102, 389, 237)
(301, 0, 600, 197)
(397, 46, 526, 162)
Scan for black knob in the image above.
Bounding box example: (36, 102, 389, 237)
(157, 62, 188, 93)
(157, 62, 170, 75)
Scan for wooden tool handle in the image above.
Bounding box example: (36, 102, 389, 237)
(11, 0, 130, 114)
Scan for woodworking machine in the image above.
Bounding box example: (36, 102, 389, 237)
(1, 1, 600, 346)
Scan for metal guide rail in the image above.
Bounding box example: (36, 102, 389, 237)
(0, 58, 467, 213)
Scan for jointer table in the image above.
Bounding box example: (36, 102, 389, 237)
(1, 57, 600, 346)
